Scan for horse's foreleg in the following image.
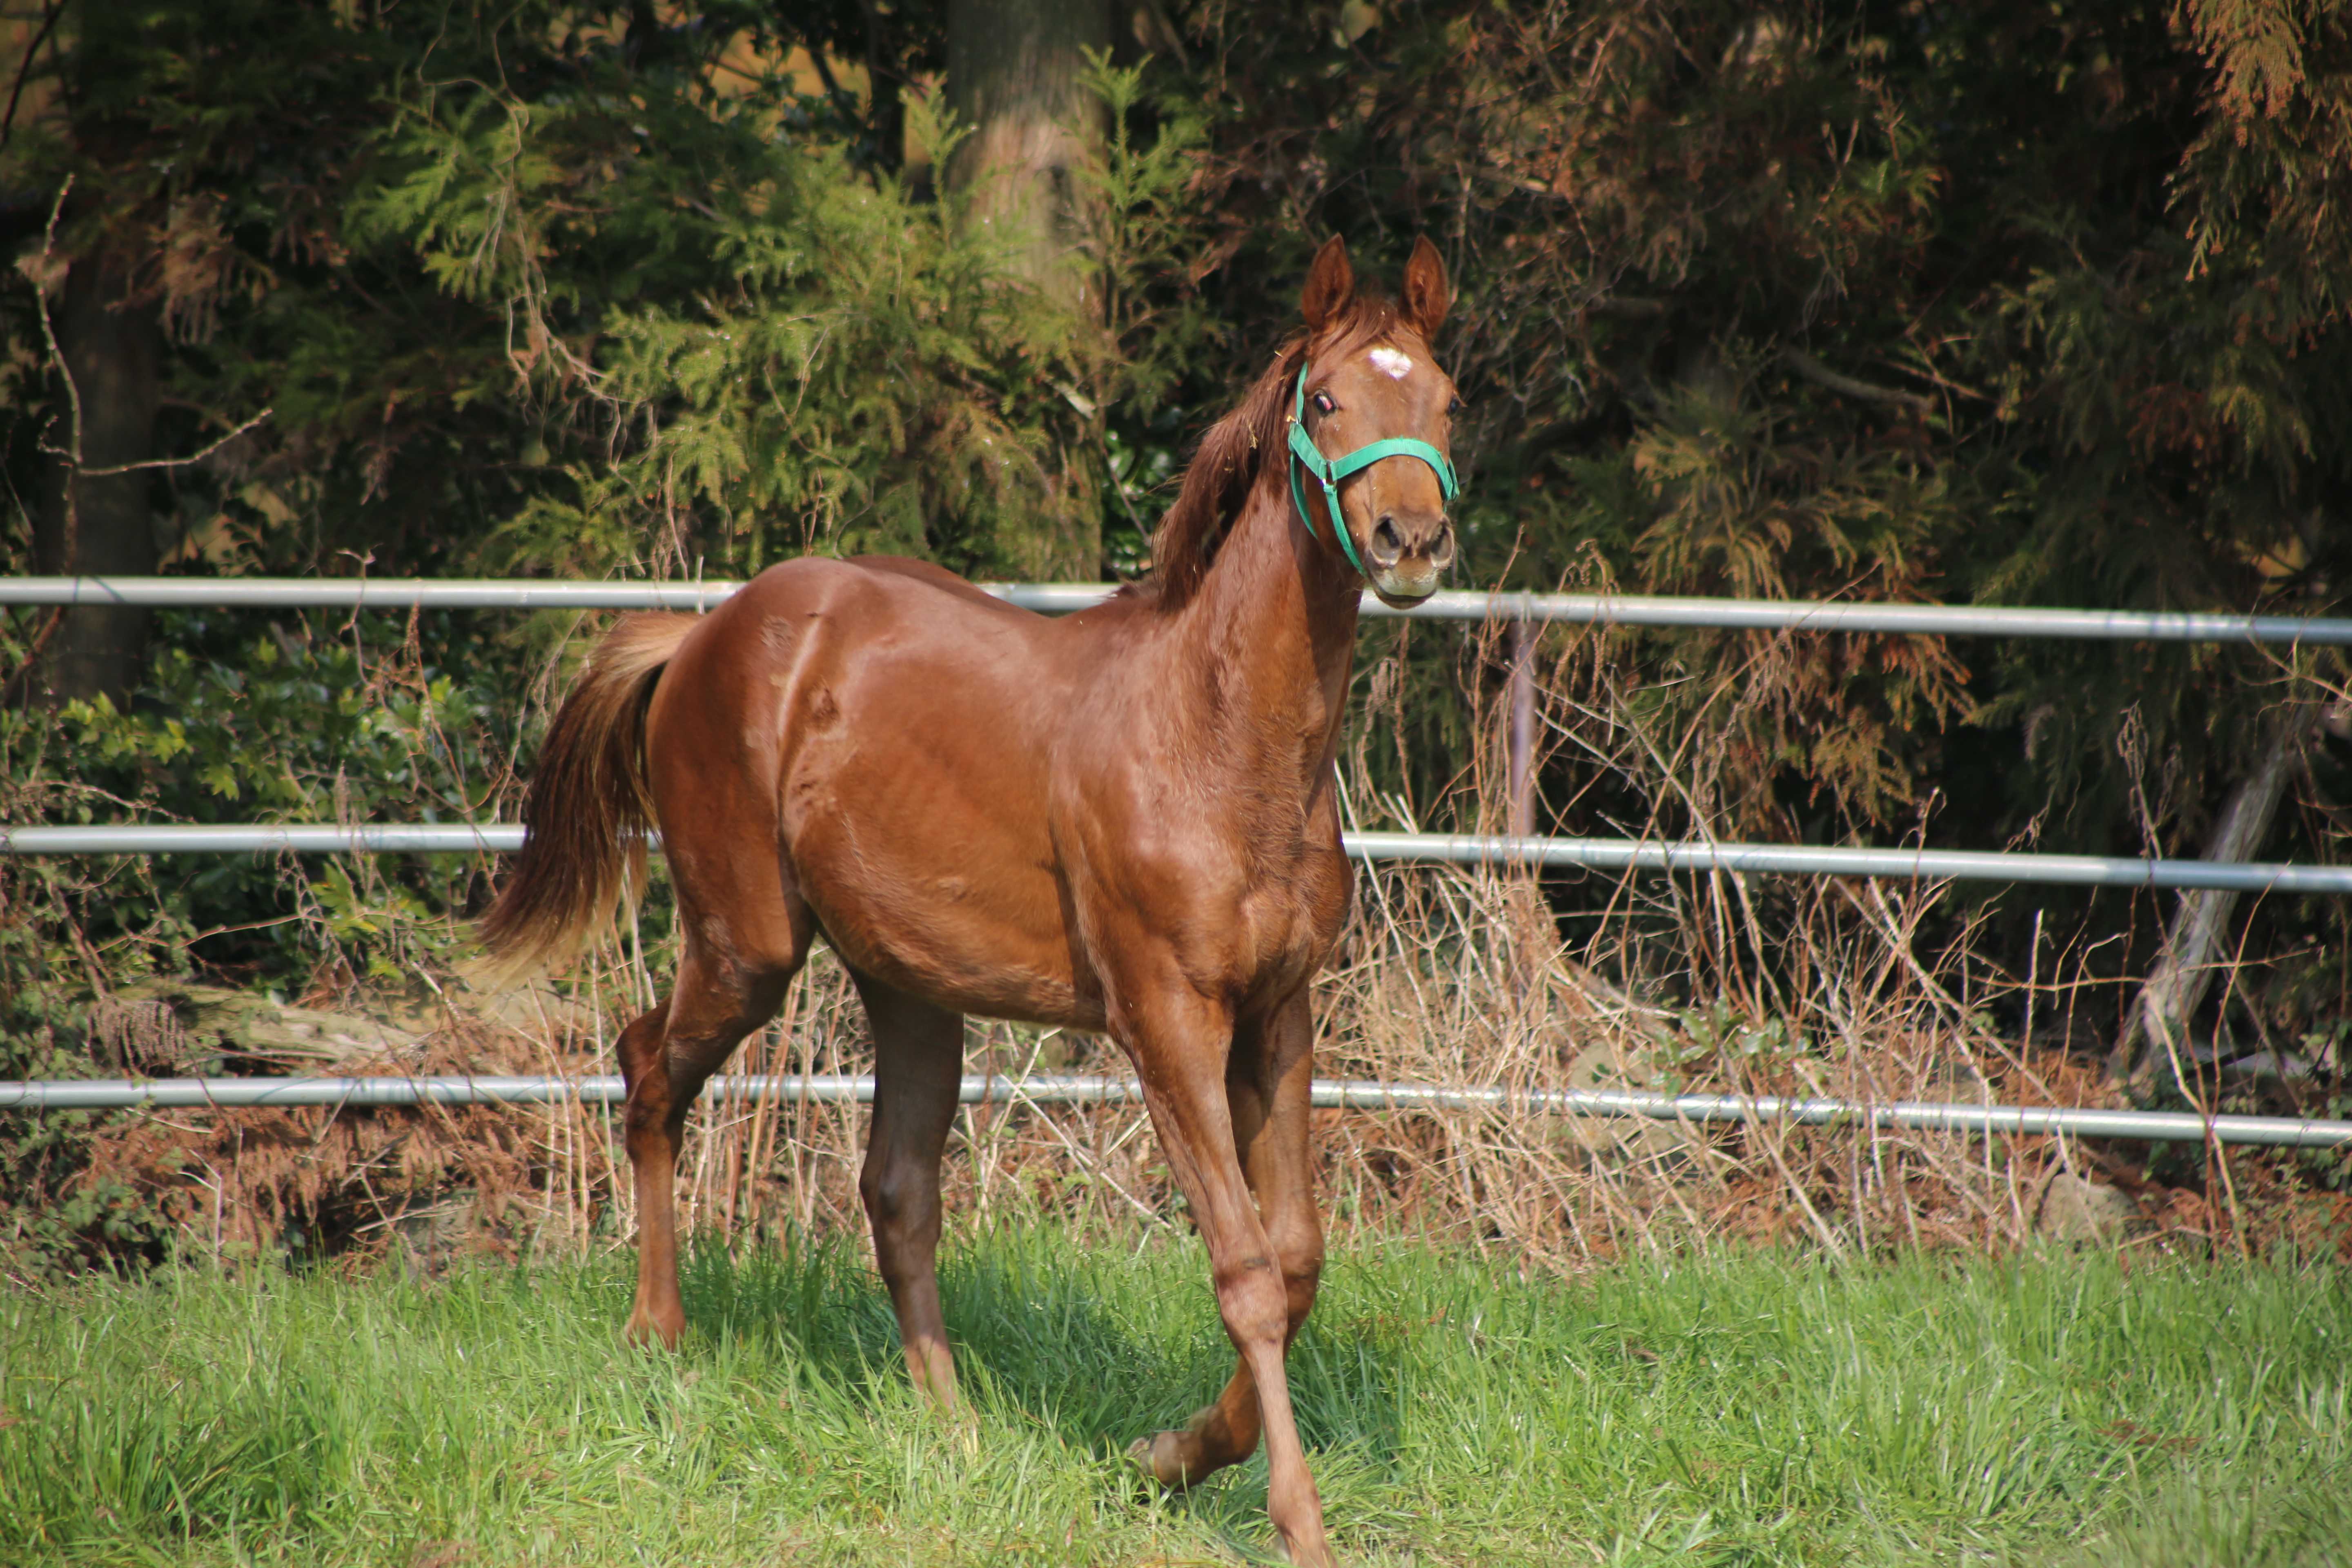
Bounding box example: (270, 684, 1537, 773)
(1131, 989, 1323, 1489)
(621, 954, 789, 1347)
(1123, 985, 1334, 1568)
(851, 971, 966, 1410)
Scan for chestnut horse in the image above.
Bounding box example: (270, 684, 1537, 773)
(480, 235, 1457, 1566)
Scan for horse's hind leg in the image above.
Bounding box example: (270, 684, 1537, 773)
(621, 928, 806, 1346)
(849, 969, 966, 1409)
(1131, 987, 1324, 1486)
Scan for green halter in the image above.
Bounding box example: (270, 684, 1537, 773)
(1285, 362, 1460, 577)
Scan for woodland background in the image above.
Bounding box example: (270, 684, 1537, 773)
(0, 0, 2348, 1273)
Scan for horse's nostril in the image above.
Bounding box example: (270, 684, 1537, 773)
(1430, 521, 1457, 568)
(1371, 517, 1405, 565)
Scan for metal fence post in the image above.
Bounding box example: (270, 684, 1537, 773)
(1507, 619, 1535, 839)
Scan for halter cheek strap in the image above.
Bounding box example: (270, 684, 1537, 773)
(1285, 365, 1460, 577)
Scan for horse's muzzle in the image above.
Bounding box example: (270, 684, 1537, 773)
(1366, 512, 1454, 606)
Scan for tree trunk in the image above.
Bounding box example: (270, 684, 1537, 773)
(859, 2, 906, 177)
(2107, 697, 2335, 1087)
(30, 246, 163, 707)
(944, 0, 1110, 579)
(24, 0, 167, 708)
(946, 0, 1109, 312)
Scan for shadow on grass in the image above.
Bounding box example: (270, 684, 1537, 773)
(669, 1223, 1410, 1481)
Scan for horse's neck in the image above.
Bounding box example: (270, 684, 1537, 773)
(1178, 474, 1362, 772)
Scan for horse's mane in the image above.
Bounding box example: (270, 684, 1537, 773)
(1142, 291, 1407, 610)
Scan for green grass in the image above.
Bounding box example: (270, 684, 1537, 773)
(2, 1226, 2346, 1566)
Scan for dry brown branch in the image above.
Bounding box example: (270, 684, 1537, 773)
(73, 408, 274, 478)
(1782, 346, 1935, 413)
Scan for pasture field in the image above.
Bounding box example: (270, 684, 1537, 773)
(2, 1227, 2346, 1567)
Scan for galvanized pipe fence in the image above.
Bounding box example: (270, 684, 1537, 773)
(6, 822, 2352, 894)
(7, 574, 2352, 642)
(3, 1072, 2346, 1149)
(7, 575, 2348, 1143)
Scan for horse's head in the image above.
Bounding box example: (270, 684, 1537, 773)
(1290, 235, 1458, 607)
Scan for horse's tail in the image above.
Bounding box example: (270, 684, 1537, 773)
(475, 613, 699, 984)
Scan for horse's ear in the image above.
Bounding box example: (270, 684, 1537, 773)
(1401, 236, 1450, 339)
(1301, 235, 1353, 331)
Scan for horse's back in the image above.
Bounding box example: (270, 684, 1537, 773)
(838, 553, 1032, 613)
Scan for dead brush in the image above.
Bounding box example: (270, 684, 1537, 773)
(76, 1020, 588, 1266)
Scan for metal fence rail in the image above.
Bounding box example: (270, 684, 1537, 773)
(1374, 833, 2352, 893)
(6, 822, 2349, 893)
(3, 1071, 2345, 1148)
(7, 575, 2351, 642)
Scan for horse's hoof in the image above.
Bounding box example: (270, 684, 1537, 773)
(1273, 1537, 1337, 1568)
(1127, 1431, 1195, 1490)
(623, 1310, 684, 1350)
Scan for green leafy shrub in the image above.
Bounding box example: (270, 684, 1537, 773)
(43, 608, 528, 987)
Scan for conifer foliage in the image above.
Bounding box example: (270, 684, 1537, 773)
(2, 1, 1204, 591)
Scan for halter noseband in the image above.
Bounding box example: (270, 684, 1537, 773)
(1284, 361, 1459, 577)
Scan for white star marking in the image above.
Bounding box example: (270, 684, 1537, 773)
(1368, 346, 1415, 379)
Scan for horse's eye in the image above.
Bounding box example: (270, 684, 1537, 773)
(1447, 396, 1464, 416)
(1311, 392, 1336, 416)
